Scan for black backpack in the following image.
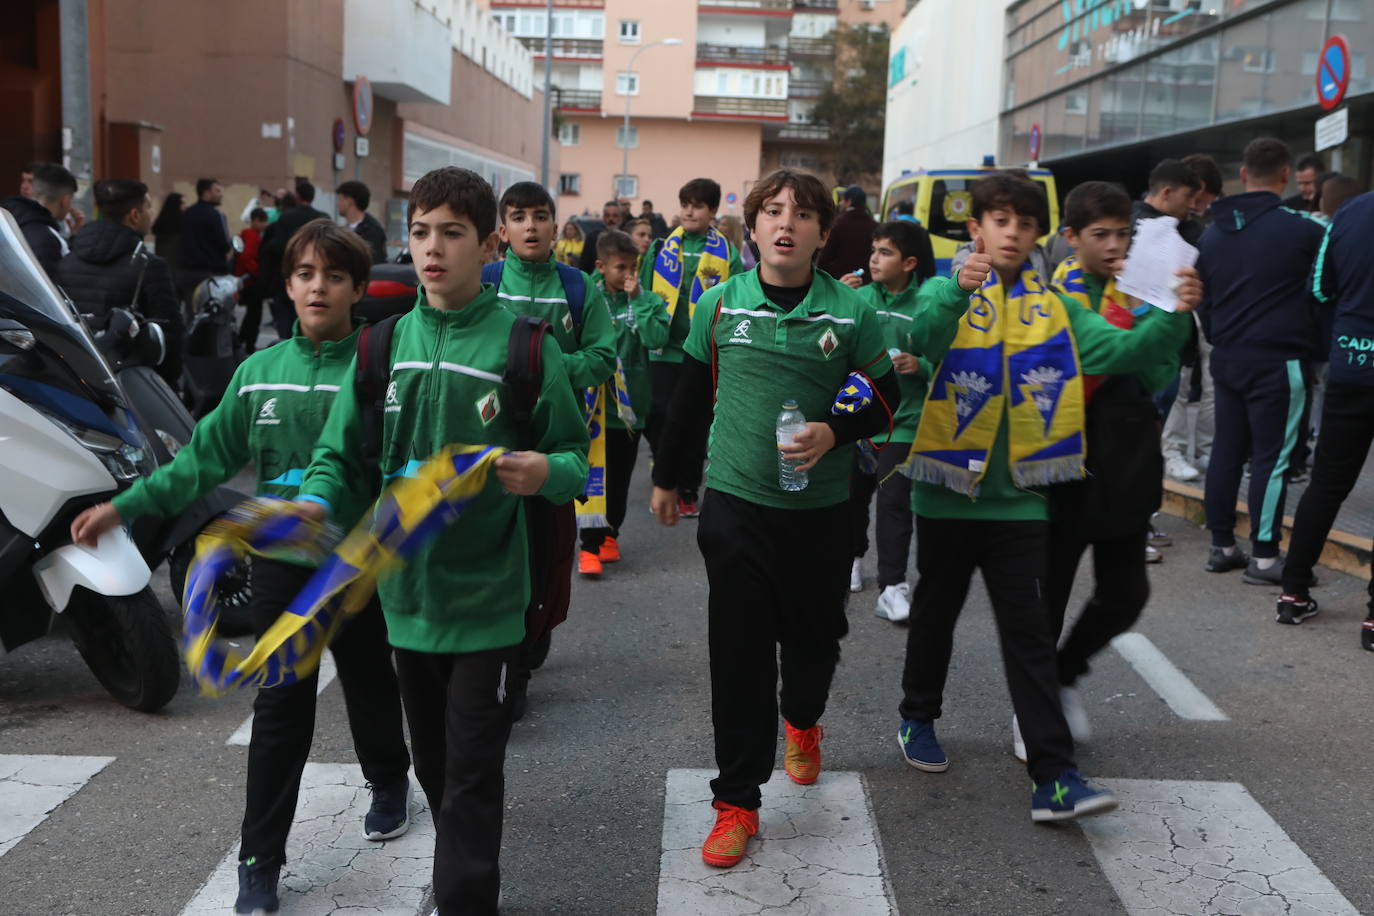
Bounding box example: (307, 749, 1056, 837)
(353, 314, 575, 644)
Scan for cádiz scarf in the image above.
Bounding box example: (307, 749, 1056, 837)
(1051, 256, 1135, 402)
(907, 264, 1086, 496)
(651, 226, 731, 323)
(182, 445, 504, 695)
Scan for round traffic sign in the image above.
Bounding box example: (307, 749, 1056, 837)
(353, 76, 374, 136)
(332, 118, 346, 153)
(1316, 35, 1350, 111)
(1028, 123, 1042, 160)
(726, 192, 738, 204)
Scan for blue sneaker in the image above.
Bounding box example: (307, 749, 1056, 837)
(235, 856, 280, 915)
(363, 777, 413, 840)
(897, 719, 949, 772)
(1031, 770, 1117, 823)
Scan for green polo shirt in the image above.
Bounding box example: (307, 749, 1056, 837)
(684, 268, 892, 509)
(856, 279, 931, 446)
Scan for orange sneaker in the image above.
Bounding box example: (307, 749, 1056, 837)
(701, 800, 759, 868)
(578, 550, 603, 577)
(784, 721, 823, 785)
(598, 536, 621, 563)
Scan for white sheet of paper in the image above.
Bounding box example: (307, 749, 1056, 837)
(1117, 216, 1198, 312)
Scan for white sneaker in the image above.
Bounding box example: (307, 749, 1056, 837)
(1145, 544, 1163, 564)
(1011, 714, 1027, 763)
(1165, 455, 1199, 481)
(1060, 685, 1092, 742)
(874, 583, 911, 622)
(850, 558, 863, 592)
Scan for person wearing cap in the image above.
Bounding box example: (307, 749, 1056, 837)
(817, 185, 877, 283)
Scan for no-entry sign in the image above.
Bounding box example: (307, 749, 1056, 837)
(1029, 123, 1042, 160)
(1316, 35, 1350, 111)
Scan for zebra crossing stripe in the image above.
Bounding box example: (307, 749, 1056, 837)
(1111, 632, 1228, 721)
(225, 652, 338, 746)
(1080, 779, 1359, 915)
(178, 763, 433, 915)
(657, 768, 897, 915)
(0, 754, 114, 858)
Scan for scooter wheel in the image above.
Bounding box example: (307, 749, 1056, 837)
(66, 586, 180, 712)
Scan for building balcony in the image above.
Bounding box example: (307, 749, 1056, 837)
(696, 43, 789, 68)
(788, 36, 835, 57)
(698, 0, 795, 16)
(518, 36, 603, 60)
(788, 78, 828, 98)
(774, 122, 829, 142)
(794, 0, 838, 10)
(693, 95, 789, 120)
(342, 0, 451, 104)
(556, 89, 602, 112)
(492, 0, 604, 7)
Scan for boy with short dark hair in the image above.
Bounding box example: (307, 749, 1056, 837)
(297, 167, 590, 914)
(71, 219, 413, 916)
(650, 169, 900, 868)
(895, 171, 1201, 822)
(578, 229, 670, 576)
(643, 177, 746, 517)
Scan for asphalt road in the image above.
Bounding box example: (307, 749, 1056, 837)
(2, 445, 1372, 915)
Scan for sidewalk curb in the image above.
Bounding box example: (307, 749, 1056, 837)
(1160, 480, 1371, 581)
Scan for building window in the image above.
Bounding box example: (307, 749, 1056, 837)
(614, 175, 638, 198)
(558, 122, 581, 146)
(615, 72, 640, 95)
(559, 173, 581, 195)
(615, 125, 639, 149)
(619, 20, 640, 44)
(780, 152, 820, 170)
(1241, 49, 1275, 74)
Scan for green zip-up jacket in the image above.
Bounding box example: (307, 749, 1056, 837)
(906, 275, 1191, 522)
(645, 232, 746, 364)
(112, 327, 370, 556)
(496, 253, 616, 390)
(602, 281, 671, 431)
(856, 280, 932, 446)
(298, 287, 591, 654)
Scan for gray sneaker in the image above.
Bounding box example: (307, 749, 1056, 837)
(1243, 556, 1284, 586)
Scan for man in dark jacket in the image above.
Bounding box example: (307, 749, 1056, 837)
(259, 181, 329, 338)
(2, 162, 77, 281)
(817, 186, 876, 280)
(178, 177, 232, 302)
(640, 199, 670, 240)
(577, 199, 625, 275)
(337, 180, 388, 264)
(1282, 153, 1323, 213)
(57, 179, 184, 387)
(1130, 159, 1203, 245)
(1196, 138, 1326, 584)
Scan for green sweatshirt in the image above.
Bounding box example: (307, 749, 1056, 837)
(601, 281, 671, 431)
(907, 275, 1191, 522)
(857, 279, 932, 446)
(645, 232, 747, 363)
(496, 253, 616, 390)
(298, 287, 590, 654)
(112, 327, 370, 555)
(1074, 271, 1179, 394)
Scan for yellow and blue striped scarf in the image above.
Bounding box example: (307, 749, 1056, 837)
(182, 445, 504, 695)
(908, 264, 1086, 496)
(576, 350, 636, 531)
(650, 226, 731, 323)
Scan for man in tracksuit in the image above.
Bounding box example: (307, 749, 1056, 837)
(1195, 138, 1326, 584)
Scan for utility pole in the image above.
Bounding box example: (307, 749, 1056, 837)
(539, 0, 553, 191)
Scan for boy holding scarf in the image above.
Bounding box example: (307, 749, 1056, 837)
(894, 172, 1201, 822)
(644, 178, 746, 517)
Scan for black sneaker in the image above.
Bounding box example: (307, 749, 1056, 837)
(1243, 556, 1284, 586)
(1362, 619, 1374, 652)
(1275, 594, 1319, 625)
(1206, 547, 1248, 573)
(235, 857, 280, 915)
(363, 777, 413, 841)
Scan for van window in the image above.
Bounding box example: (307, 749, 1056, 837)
(927, 179, 975, 244)
(883, 182, 917, 221)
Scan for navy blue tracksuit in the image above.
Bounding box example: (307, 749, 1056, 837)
(1197, 191, 1325, 557)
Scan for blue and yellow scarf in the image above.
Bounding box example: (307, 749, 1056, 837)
(651, 226, 731, 322)
(908, 264, 1086, 496)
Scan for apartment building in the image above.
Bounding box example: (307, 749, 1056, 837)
(489, 0, 907, 218)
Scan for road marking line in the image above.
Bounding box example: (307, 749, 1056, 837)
(1111, 632, 1228, 720)
(1081, 779, 1359, 916)
(657, 768, 896, 915)
(225, 652, 338, 746)
(178, 763, 431, 916)
(0, 754, 114, 858)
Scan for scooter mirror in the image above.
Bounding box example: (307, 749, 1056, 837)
(0, 317, 36, 350)
(145, 321, 167, 367)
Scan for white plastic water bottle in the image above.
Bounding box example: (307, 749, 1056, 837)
(776, 400, 809, 492)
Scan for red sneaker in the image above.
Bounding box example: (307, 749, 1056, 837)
(599, 536, 621, 563)
(701, 800, 759, 868)
(678, 497, 700, 518)
(784, 721, 823, 785)
(578, 550, 603, 578)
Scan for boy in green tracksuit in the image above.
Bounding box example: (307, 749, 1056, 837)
(649, 169, 900, 869)
(643, 177, 747, 516)
(295, 167, 589, 915)
(578, 229, 670, 577)
(893, 172, 1201, 823)
(70, 220, 412, 916)
(839, 220, 937, 623)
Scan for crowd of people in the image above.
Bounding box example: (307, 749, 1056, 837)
(0, 133, 1364, 916)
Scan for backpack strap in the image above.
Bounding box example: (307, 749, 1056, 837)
(504, 316, 550, 450)
(709, 291, 725, 406)
(479, 260, 505, 289)
(553, 261, 586, 338)
(354, 314, 402, 489)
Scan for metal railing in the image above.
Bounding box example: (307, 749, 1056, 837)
(795, 0, 838, 9)
(696, 43, 789, 66)
(788, 79, 829, 98)
(693, 95, 789, 118)
(518, 36, 604, 58)
(698, 0, 794, 12)
(556, 89, 602, 111)
(788, 36, 835, 56)
(492, 0, 603, 7)
(776, 123, 829, 141)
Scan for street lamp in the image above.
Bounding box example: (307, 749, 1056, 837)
(620, 37, 682, 199)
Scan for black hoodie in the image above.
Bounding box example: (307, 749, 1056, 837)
(1196, 191, 1325, 361)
